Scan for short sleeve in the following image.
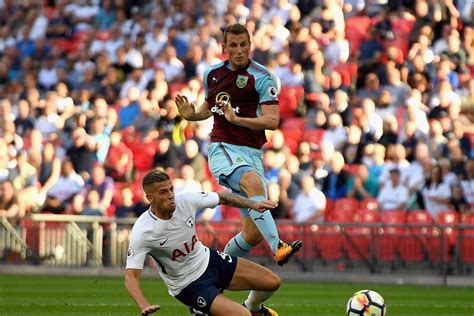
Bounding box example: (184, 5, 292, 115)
(179, 192, 220, 211)
(255, 72, 279, 104)
(126, 229, 149, 270)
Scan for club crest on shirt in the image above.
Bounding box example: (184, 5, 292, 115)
(186, 216, 195, 228)
(197, 296, 207, 307)
(236, 74, 248, 88)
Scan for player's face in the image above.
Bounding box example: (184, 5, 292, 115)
(223, 33, 251, 70)
(146, 180, 176, 217)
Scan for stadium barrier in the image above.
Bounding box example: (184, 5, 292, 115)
(1, 215, 473, 275)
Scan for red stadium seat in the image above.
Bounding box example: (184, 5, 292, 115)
(279, 88, 299, 118)
(378, 210, 406, 262)
(399, 210, 432, 263)
(344, 16, 371, 52)
(220, 205, 241, 221)
(195, 223, 217, 248)
(334, 198, 359, 213)
(280, 128, 303, 143)
(313, 225, 345, 261)
(208, 222, 240, 251)
(281, 117, 306, 130)
(302, 129, 325, 147)
(360, 197, 379, 211)
(460, 213, 474, 264)
(428, 211, 460, 263)
(325, 197, 359, 223)
(345, 209, 379, 261)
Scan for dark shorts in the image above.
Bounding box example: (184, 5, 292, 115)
(175, 248, 238, 314)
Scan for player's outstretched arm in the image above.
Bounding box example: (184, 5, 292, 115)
(175, 94, 212, 121)
(125, 268, 160, 315)
(220, 102, 279, 130)
(217, 191, 277, 212)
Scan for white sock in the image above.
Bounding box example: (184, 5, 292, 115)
(244, 290, 275, 311)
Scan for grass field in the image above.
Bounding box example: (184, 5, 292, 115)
(1, 274, 473, 315)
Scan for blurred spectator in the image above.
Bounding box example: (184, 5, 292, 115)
(95, 0, 116, 30)
(450, 184, 470, 213)
(322, 113, 347, 151)
(174, 164, 202, 194)
(14, 99, 36, 137)
(347, 164, 379, 201)
(461, 159, 474, 207)
(103, 130, 133, 181)
(293, 175, 326, 223)
(82, 188, 105, 216)
(83, 164, 114, 212)
(153, 138, 180, 171)
(8, 150, 38, 216)
(90, 116, 111, 165)
(0, 180, 20, 219)
(118, 87, 141, 129)
(42, 159, 84, 214)
(115, 186, 136, 218)
(267, 182, 290, 219)
(67, 127, 96, 179)
(421, 164, 451, 218)
(37, 142, 61, 207)
(183, 139, 207, 183)
(377, 168, 409, 211)
(323, 152, 350, 200)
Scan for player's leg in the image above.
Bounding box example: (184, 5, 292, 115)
(240, 170, 303, 265)
(209, 294, 251, 316)
(227, 257, 281, 315)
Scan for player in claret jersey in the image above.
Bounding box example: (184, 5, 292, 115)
(175, 23, 302, 267)
(125, 169, 280, 316)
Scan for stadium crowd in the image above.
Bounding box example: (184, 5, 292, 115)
(0, 0, 473, 225)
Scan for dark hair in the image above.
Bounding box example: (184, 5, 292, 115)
(142, 170, 170, 191)
(223, 23, 250, 44)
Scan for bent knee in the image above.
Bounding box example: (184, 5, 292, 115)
(270, 273, 281, 291)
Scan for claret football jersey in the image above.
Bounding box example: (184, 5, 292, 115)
(204, 59, 279, 149)
(126, 192, 220, 296)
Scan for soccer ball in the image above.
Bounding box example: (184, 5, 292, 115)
(346, 289, 387, 316)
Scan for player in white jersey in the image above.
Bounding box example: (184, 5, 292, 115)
(125, 170, 281, 316)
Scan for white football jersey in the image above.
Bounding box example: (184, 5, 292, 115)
(126, 192, 220, 296)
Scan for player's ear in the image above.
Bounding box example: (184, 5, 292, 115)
(146, 194, 152, 202)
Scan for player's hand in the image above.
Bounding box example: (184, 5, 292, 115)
(251, 200, 278, 212)
(218, 101, 238, 124)
(175, 94, 195, 119)
(141, 304, 160, 315)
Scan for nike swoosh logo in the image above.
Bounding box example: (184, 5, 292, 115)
(159, 239, 168, 246)
(253, 215, 265, 221)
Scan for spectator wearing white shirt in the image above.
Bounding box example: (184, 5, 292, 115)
(322, 113, 347, 151)
(154, 45, 185, 83)
(38, 55, 58, 91)
(174, 165, 202, 194)
(377, 168, 409, 211)
(293, 175, 326, 223)
(42, 159, 84, 213)
(421, 165, 451, 218)
(324, 31, 349, 66)
(461, 159, 474, 207)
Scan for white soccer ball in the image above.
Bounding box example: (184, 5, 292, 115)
(346, 289, 387, 316)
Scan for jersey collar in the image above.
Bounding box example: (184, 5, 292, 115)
(225, 59, 251, 71)
(148, 208, 158, 221)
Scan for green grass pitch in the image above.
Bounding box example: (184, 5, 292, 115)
(0, 274, 473, 315)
